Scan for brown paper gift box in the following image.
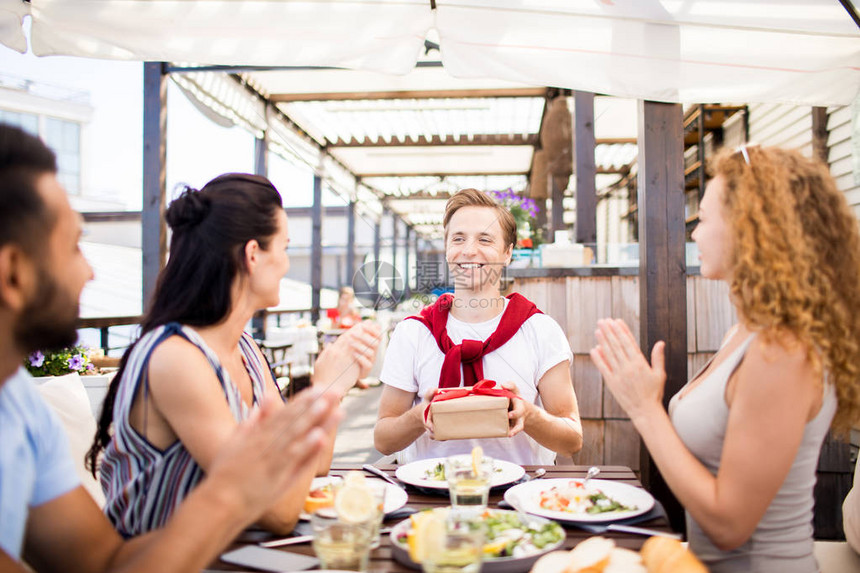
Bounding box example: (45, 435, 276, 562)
(430, 394, 510, 441)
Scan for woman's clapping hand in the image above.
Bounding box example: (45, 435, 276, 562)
(589, 318, 667, 422)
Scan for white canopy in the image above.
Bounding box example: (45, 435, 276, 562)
(1, 0, 858, 106)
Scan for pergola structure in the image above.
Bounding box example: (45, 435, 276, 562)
(3, 0, 858, 532)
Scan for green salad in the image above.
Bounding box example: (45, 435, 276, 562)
(397, 509, 565, 559)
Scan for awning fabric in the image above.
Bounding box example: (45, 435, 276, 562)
(1, 0, 857, 105)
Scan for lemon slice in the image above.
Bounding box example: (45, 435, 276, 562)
(410, 511, 447, 562)
(334, 479, 376, 524)
(471, 445, 483, 475)
(343, 470, 367, 487)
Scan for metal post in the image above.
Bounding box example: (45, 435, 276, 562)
(142, 62, 167, 312)
(252, 134, 269, 340)
(391, 213, 399, 299)
(311, 174, 323, 323)
(574, 91, 596, 244)
(347, 199, 356, 286)
(551, 177, 565, 236)
(637, 100, 687, 534)
(404, 225, 412, 297)
(373, 213, 382, 307)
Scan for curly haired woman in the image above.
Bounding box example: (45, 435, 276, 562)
(590, 146, 860, 573)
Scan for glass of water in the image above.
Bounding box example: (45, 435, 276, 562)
(366, 480, 387, 549)
(444, 454, 494, 512)
(311, 510, 373, 571)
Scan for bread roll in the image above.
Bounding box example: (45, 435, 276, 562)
(531, 550, 575, 573)
(567, 536, 615, 573)
(603, 547, 647, 573)
(641, 536, 708, 573)
(640, 536, 682, 570)
(656, 548, 709, 573)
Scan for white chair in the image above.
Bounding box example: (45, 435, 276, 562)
(813, 541, 860, 572)
(32, 373, 106, 507)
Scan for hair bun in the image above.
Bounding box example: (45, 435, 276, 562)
(166, 187, 212, 231)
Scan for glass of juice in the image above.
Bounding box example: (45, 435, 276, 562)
(420, 513, 484, 573)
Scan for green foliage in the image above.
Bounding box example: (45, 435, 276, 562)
(25, 345, 94, 377)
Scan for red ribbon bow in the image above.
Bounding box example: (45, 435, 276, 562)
(423, 379, 520, 422)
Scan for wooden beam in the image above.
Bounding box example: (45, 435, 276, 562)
(595, 138, 637, 145)
(142, 62, 167, 312)
(330, 133, 537, 147)
(284, 206, 349, 217)
(575, 91, 597, 244)
(270, 87, 547, 103)
(637, 100, 687, 534)
(82, 211, 141, 222)
(360, 170, 529, 178)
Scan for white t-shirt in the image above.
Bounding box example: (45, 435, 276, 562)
(380, 301, 572, 465)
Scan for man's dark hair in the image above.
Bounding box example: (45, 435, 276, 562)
(0, 124, 57, 254)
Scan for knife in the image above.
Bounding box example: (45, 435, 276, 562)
(260, 528, 394, 548)
(606, 524, 682, 539)
(361, 464, 401, 487)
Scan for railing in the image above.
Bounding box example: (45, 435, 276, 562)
(77, 309, 317, 355)
(77, 316, 142, 355)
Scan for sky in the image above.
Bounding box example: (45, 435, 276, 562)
(0, 33, 345, 211)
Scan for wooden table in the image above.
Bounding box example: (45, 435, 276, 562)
(213, 464, 674, 572)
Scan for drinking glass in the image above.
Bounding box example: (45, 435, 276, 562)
(310, 511, 372, 571)
(366, 480, 387, 549)
(420, 514, 484, 573)
(444, 454, 494, 512)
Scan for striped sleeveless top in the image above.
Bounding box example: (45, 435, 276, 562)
(100, 322, 270, 537)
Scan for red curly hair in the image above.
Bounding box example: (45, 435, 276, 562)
(711, 145, 860, 434)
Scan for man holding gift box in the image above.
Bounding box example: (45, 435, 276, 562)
(374, 189, 583, 465)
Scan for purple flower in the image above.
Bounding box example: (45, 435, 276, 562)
(29, 351, 45, 368)
(67, 354, 84, 371)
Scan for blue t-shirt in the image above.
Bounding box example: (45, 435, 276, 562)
(0, 368, 79, 559)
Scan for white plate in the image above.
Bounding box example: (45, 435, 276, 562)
(300, 476, 409, 520)
(504, 478, 655, 523)
(389, 509, 565, 572)
(395, 457, 525, 490)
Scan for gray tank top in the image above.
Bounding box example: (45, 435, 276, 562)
(669, 332, 836, 573)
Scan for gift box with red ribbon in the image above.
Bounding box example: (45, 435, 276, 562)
(426, 379, 516, 441)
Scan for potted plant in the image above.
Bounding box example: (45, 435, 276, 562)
(26, 346, 113, 418)
(489, 189, 541, 247)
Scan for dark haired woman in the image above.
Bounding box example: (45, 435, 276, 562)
(88, 173, 380, 537)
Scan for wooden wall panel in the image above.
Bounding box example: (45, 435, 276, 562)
(694, 277, 735, 351)
(527, 279, 550, 318)
(546, 278, 569, 331)
(571, 419, 604, 466)
(687, 276, 697, 351)
(513, 275, 735, 480)
(567, 277, 612, 353)
(573, 355, 603, 418)
(687, 352, 714, 380)
(611, 275, 640, 345)
(605, 419, 640, 470)
(602, 379, 628, 419)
